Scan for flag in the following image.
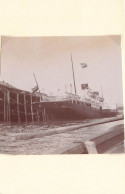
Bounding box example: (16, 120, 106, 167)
(80, 63, 87, 68)
(32, 84, 39, 93)
(81, 83, 88, 90)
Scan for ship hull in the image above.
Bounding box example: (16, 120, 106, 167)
(33, 101, 117, 121)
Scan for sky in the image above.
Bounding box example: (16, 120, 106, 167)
(0, 36, 123, 105)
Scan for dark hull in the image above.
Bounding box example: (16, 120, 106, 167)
(33, 101, 117, 121)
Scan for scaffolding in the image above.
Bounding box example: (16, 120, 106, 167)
(0, 81, 48, 124)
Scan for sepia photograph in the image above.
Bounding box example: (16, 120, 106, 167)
(0, 35, 124, 154)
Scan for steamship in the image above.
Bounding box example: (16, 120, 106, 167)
(0, 55, 118, 123)
(32, 56, 117, 121)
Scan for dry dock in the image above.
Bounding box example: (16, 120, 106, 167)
(0, 116, 124, 154)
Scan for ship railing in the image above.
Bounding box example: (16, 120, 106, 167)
(40, 98, 98, 108)
(48, 97, 87, 105)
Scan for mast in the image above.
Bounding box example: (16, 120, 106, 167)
(71, 54, 77, 95)
(33, 73, 43, 100)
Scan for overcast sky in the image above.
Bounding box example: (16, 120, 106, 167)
(0, 36, 123, 105)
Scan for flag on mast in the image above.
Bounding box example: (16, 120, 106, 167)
(81, 83, 88, 90)
(80, 63, 87, 68)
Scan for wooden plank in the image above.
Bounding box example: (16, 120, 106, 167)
(6, 91, 8, 123)
(37, 110, 39, 123)
(91, 125, 123, 145)
(30, 95, 34, 123)
(24, 94, 27, 123)
(17, 93, 20, 123)
(7, 90, 11, 123)
(95, 133, 124, 153)
(42, 111, 44, 123)
(104, 141, 124, 153)
(51, 143, 86, 154)
(84, 141, 98, 154)
(3, 90, 6, 122)
(43, 108, 46, 123)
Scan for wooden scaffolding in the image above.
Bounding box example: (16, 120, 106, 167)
(0, 82, 44, 124)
